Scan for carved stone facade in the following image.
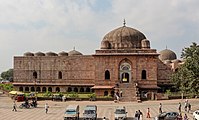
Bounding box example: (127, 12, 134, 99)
(13, 23, 180, 101)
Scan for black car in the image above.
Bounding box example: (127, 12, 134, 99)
(154, 112, 179, 120)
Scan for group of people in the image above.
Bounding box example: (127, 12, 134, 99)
(135, 110, 143, 120)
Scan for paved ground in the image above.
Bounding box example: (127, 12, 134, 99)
(0, 93, 199, 120)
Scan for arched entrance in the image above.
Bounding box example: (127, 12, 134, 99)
(119, 62, 131, 83)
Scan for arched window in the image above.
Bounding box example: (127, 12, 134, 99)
(42, 87, 46, 92)
(48, 87, 52, 92)
(33, 71, 37, 79)
(142, 70, 147, 79)
(19, 87, 23, 91)
(58, 71, 62, 79)
(68, 87, 72, 92)
(56, 87, 60, 92)
(74, 87, 78, 92)
(25, 87, 29, 92)
(86, 87, 90, 92)
(80, 88, 84, 92)
(104, 91, 108, 96)
(120, 62, 131, 83)
(31, 87, 35, 92)
(36, 87, 41, 92)
(105, 70, 110, 80)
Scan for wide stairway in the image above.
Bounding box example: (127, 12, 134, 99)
(118, 83, 138, 102)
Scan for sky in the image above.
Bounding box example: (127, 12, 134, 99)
(0, 0, 199, 73)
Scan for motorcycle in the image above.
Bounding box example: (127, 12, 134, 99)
(19, 103, 30, 109)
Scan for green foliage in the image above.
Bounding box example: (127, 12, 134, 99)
(58, 92, 63, 97)
(165, 90, 171, 96)
(88, 93, 96, 98)
(171, 42, 199, 94)
(68, 92, 79, 98)
(0, 83, 13, 91)
(43, 91, 52, 97)
(1, 69, 13, 81)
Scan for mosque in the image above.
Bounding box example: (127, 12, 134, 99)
(13, 21, 183, 101)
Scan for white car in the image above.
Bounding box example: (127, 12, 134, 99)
(114, 106, 127, 120)
(193, 110, 199, 120)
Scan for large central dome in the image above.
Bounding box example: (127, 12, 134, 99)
(101, 22, 150, 49)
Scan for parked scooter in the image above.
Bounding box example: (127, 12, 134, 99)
(19, 102, 30, 109)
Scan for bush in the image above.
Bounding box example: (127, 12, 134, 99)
(43, 91, 52, 97)
(0, 83, 13, 91)
(165, 90, 171, 96)
(68, 92, 79, 98)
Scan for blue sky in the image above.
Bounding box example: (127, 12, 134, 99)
(0, 0, 199, 73)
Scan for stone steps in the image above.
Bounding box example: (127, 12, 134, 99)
(117, 83, 138, 102)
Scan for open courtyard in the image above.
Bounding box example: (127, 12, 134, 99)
(0, 93, 199, 120)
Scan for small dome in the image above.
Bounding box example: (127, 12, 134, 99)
(159, 49, 177, 61)
(68, 50, 83, 56)
(101, 24, 146, 49)
(46, 52, 58, 56)
(58, 51, 68, 56)
(24, 52, 34, 56)
(35, 52, 45, 56)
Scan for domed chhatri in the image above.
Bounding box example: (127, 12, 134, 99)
(101, 21, 149, 49)
(159, 49, 177, 61)
(24, 52, 34, 56)
(35, 52, 45, 56)
(46, 52, 58, 56)
(68, 49, 83, 56)
(58, 51, 68, 56)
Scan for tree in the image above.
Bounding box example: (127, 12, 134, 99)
(171, 42, 199, 95)
(1, 69, 13, 81)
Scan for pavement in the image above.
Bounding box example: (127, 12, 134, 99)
(0, 93, 199, 120)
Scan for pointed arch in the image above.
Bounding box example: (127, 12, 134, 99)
(105, 70, 110, 80)
(42, 87, 46, 92)
(119, 58, 132, 83)
(142, 70, 147, 79)
(56, 87, 60, 92)
(58, 71, 62, 79)
(33, 71, 37, 79)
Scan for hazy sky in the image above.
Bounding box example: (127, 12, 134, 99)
(0, 0, 199, 73)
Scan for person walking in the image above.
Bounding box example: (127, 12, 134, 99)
(184, 100, 188, 112)
(12, 101, 17, 112)
(146, 108, 150, 118)
(45, 103, 49, 114)
(135, 111, 139, 120)
(103, 117, 106, 120)
(184, 113, 188, 120)
(178, 102, 182, 113)
(138, 110, 143, 120)
(188, 103, 191, 113)
(159, 103, 163, 114)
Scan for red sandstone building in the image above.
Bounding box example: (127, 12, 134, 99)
(13, 22, 183, 101)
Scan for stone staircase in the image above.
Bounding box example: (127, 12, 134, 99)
(117, 83, 138, 102)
